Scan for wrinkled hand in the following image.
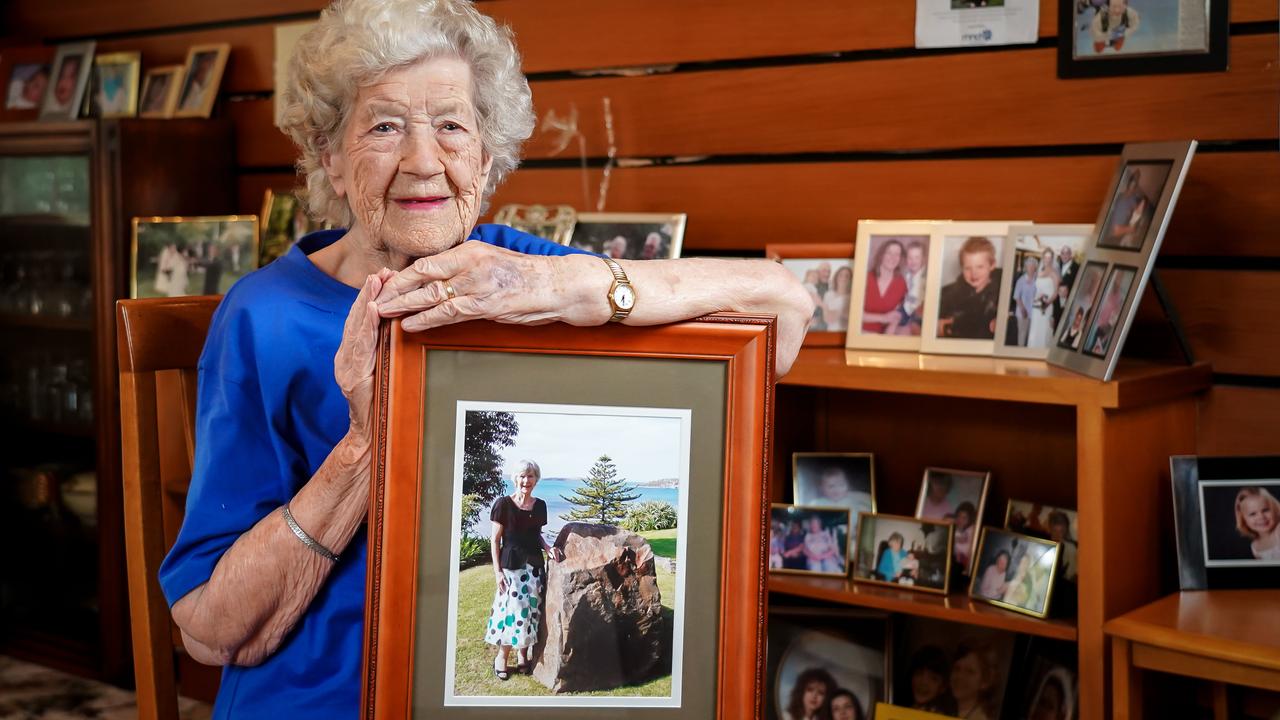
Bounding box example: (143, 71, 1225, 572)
(334, 270, 395, 450)
(374, 241, 599, 331)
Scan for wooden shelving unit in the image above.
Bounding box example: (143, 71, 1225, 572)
(769, 347, 1212, 720)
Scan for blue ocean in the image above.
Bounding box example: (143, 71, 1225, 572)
(471, 477, 679, 539)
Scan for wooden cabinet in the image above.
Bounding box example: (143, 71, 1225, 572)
(768, 348, 1211, 720)
(0, 119, 233, 682)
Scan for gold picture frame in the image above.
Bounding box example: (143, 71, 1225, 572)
(913, 467, 990, 576)
(91, 51, 140, 118)
(967, 527, 1061, 619)
(173, 43, 230, 118)
(851, 512, 953, 595)
(568, 212, 686, 259)
(770, 503, 853, 579)
(130, 215, 260, 299)
(138, 65, 184, 118)
(492, 203, 577, 245)
(791, 451, 877, 517)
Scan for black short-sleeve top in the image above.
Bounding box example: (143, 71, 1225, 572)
(490, 495, 548, 571)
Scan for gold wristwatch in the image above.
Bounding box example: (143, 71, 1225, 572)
(602, 257, 635, 322)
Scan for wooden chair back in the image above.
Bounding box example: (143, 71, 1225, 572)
(116, 296, 220, 720)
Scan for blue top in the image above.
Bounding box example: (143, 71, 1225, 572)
(1013, 272, 1037, 318)
(158, 225, 589, 719)
(877, 547, 907, 581)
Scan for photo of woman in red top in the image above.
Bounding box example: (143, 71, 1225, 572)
(860, 239, 908, 333)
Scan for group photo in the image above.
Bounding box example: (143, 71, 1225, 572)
(782, 258, 855, 333)
(1001, 234, 1089, 352)
(771, 505, 852, 577)
(445, 402, 690, 706)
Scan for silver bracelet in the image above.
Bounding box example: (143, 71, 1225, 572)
(281, 504, 339, 562)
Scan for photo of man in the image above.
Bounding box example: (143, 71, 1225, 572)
(1098, 162, 1171, 251)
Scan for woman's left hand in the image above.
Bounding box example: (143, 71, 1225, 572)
(373, 242, 603, 331)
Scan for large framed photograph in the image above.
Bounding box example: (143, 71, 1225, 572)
(921, 221, 1025, 356)
(138, 65, 184, 119)
(770, 504, 851, 578)
(968, 528, 1060, 618)
(792, 452, 875, 522)
(173, 43, 230, 118)
(90, 52, 140, 118)
(1059, 0, 1228, 78)
(566, 212, 685, 260)
(994, 224, 1094, 360)
(852, 513, 952, 594)
(892, 617, 1017, 718)
(1005, 500, 1078, 583)
(363, 316, 774, 718)
(766, 243, 855, 346)
(130, 215, 259, 298)
(1171, 455, 1280, 590)
(1047, 142, 1196, 380)
(38, 42, 95, 121)
(914, 468, 989, 576)
(767, 608, 890, 720)
(847, 220, 943, 352)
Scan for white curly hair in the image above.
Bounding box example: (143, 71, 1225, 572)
(279, 0, 534, 226)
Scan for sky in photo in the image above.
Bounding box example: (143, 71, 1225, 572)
(500, 408, 683, 485)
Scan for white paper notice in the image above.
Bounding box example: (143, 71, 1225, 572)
(915, 0, 1040, 49)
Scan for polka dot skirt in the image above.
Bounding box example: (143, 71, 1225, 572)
(484, 563, 543, 650)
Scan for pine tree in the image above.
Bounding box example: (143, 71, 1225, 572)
(562, 454, 641, 526)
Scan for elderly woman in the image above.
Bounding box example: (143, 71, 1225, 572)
(485, 460, 561, 680)
(156, 0, 810, 716)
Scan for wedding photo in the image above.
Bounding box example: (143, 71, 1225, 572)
(997, 229, 1092, 356)
(915, 468, 989, 575)
(130, 216, 258, 299)
(853, 514, 952, 593)
(445, 401, 690, 706)
(767, 609, 888, 720)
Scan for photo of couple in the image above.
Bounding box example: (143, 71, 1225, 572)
(855, 235, 930, 338)
(1082, 265, 1137, 359)
(914, 469, 989, 575)
(445, 402, 689, 706)
(783, 259, 854, 333)
(1097, 162, 1171, 251)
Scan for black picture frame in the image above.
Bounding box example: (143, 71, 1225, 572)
(1171, 454, 1280, 590)
(1057, 0, 1229, 78)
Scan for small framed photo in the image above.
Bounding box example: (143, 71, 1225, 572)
(920, 221, 1025, 356)
(173, 43, 230, 118)
(792, 452, 875, 523)
(567, 212, 685, 260)
(493, 204, 577, 246)
(969, 528, 1060, 618)
(1059, 0, 1228, 78)
(1047, 142, 1196, 380)
(892, 617, 1017, 718)
(1005, 500, 1078, 583)
(1171, 455, 1280, 590)
(993, 224, 1094, 360)
(873, 704, 960, 720)
(771, 504, 852, 578)
(914, 468, 989, 576)
(1014, 640, 1078, 720)
(260, 188, 329, 266)
(852, 513, 952, 594)
(130, 215, 260, 298)
(767, 608, 890, 720)
(847, 220, 943, 352)
(5, 61, 51, 111)
(138, 65, 184, 118)
(766, 243, 855, 346)
(39, 42, 95, 121)
(91, 52, 141, 118)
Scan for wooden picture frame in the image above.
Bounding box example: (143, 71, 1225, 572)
(847, 220, 946, 352)
(992, 224, 1094, 360)
(1058, 0, 1228, 78)
(766, 243, 855, 347)
(363, 315, 775, 719)
(967, 527, 1061, 618)
(913, 467, 990, 577)
(173, 43, 230, 118)
(1046, 141, 1196, 380)
(851, 512, 953, 595)
(920, 220, 1027, 357)
(770, 503, 854, 579)
(138, 65, 184, 118)
(567, 212, 686, 259)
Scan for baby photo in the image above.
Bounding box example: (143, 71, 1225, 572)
(853, 514, 952, 594)
(793, 453, 875, 528)
(915, 468, 989, 575)
(970, 528, 1060, 618)
(771, 504, 851, 577)
(1198, 481, 1280, 567)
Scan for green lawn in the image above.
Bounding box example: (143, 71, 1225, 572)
(637, 528, 677, 559)
(452, 562, 675, 698)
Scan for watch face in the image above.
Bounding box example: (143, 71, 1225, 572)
(612, 284, 635, 311)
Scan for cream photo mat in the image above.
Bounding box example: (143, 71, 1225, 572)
(920, 220, 1028, 356)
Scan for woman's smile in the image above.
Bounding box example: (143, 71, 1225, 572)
(393, 195, 452, 211)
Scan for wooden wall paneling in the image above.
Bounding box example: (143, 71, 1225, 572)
(227, 99, 296, 167)
(1198, 385, 1280, 455)
(6, 0, 325, 41)
(96, 24, 277, 94)
(1160, 270, 1280, 378)
(237, 172, 302, 215)
(517, 35, 1278, 159)
(488, 152, 1280, 256)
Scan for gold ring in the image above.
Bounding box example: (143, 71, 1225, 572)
(443, 281, 457, 301)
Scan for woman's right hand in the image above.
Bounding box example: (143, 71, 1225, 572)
(334, 271, 394, 453)
(494, 570, 506, 592)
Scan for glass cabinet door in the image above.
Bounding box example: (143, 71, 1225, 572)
(0, 151, 100, 650)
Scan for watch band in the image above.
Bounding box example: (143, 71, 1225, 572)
(602, 257, 633, 322)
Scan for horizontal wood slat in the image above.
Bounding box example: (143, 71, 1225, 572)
(237, 172, 301, 215)
(1161, 270, 1280, 378)
(8, 0, 1275, 75)
(97, 24, 277, 95)
(484, 152, 1278, 256)
(1198, 385, 1280, 455)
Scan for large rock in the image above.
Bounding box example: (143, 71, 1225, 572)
(532, 522, 667, 692)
